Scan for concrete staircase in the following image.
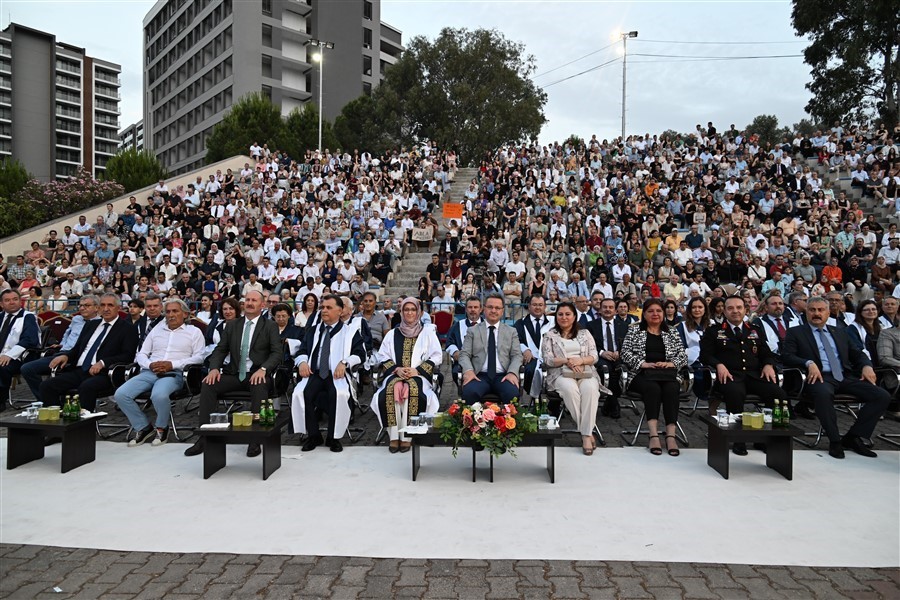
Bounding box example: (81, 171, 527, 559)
(382, 167, 479, 301)
(799, 157, 888, 225)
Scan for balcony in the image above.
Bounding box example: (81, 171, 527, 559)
(55, 75, 81, 90)
(56, 92, 81, 106)
(55, 106, 82, 120)
(95, 102, 120, 115)
(95, 72, 121, 86)
(95, 87, 121, 100)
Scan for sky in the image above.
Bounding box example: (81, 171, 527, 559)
(1, 0, 814, 145)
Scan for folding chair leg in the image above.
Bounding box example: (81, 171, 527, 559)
(679, 394, 709, 417)
(620, 410, 646, 446)
(593, 424, 606, 447)
(675, 420, 690, 447)
(374, 426, 388, 445)
(793, 426, 825, 448)
(877, 433, 900, 448)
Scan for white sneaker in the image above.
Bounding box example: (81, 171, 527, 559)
(127, 426, 155, 447)
(150, 428, 169, 446)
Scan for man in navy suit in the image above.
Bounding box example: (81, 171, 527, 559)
(586, 298, 628, 418)
(41, 294, 139, 410)
(445, 296, 482, 392)
(514, 294, 552, 398)
(0, 290, 41, 410)
(782, 296, 891, 459)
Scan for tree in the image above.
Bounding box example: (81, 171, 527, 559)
(281, 103, 339, 156)
(334, 94, 391, 154)
(205, 92, 285, 163)
(745, 115, 790, 148)
(791, 0, 899, 127)
(791, 118, 820, 137)
(375, 27, 547, 163)
(0, 158, 31, 202)
(103, 148, 168, 193)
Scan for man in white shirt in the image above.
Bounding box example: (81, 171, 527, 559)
(114, 299, 206, 447)
(591, 272, 614, 299)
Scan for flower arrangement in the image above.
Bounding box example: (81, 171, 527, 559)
(438, 398, 538, 458)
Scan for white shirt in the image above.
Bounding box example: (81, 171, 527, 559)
(480, 323, 504, 374)
(77, 317, 118, 367)
(137, 323, 206, 371)
(239, 316, 261, 372)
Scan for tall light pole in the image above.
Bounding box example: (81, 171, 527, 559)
(306, 38, 334, 153)
(619, 30, 638, 142)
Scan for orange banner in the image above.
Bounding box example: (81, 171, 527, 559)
(442, 203, 463, 221)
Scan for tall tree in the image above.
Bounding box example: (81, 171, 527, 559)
(746, 115, 790, 148)
(103, 148, 168, 193)
(376, 27, 547, 163)
(0, 158, 31, 202)
(281, 103, 339, 156)
(792, 0, 899, 127)
(334, 95, 390, 154)
(205, 92, 285, 163)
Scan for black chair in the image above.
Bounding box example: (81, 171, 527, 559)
(108, 363, 205, 442)
(619, 368, 693, 447)
(780, 367, 863, 448)
(875, 367, 900, 448)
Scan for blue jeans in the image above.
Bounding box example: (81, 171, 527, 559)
(114, 369, 184, 430)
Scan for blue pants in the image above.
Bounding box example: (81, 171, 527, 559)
(114, 369, 184, 430)
(462, 372, 519, 405)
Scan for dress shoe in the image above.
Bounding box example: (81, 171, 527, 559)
(246, 443, 261, 458)
(329, 440, 343, 453)
(183, 439, 205, 457)
(732, 443, 748, 456)
(828, 441, 845, 459)
(389, 440, 400, 454)
(842, 435, 877, 458)
(301, 435, 324, 452)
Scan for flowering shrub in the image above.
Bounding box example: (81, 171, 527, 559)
(0, 168, 124, 238)
(438, 398, 537, 458)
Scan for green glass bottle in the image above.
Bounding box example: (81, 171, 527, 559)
(773, 399, 782, 428)
(63, 395, 73, 420)
(72, 395, 82, 420)
(781, 401, 790, 428)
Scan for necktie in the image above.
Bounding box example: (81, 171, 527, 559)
(238, 320, 252, 381)
(579, 314, 589, 327)
(817, 328, 843, 381)
(318, 325, 332, 379)
(82, 323, 110, 372)
(0, 312, 14, 352)
(487, 325, 497, 377)
(776, 318, 786, 340)
(606, 321, 615, 352)
(733, 326, 742, 339)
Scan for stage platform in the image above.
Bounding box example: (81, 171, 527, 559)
(0, 440, 897, 568)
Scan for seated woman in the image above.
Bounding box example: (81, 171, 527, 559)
(620, 298, 688, 456)
(541, 301, 610, 456)
(373, 298, 442, 454)
(848, 299, 881, 363)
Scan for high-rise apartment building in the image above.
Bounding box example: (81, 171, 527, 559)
(142, 0, 402, 176)
(118, 120, 145, 153)
(0, 23, 122, 182)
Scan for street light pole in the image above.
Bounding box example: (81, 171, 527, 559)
(620, 30, 638, 142)
(305, 38, 334, 153)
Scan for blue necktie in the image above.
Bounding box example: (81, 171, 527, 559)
(82, 323, 110, 372)
(816, 328, 844, 382)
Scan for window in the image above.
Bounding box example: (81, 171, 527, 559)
(262, 55, 272, 78)
(363, 55, 372, 77)
(262, 24, 273, 48)
(363, 1, 373, 20)
(363, 28, 372, 49)
(262, 0, 272, 15)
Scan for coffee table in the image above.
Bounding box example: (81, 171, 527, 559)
(408, 429, 562, 483)
(699, 413, 802, 480)
(196, 422, 284, 480)
(0, 414, 106, 473)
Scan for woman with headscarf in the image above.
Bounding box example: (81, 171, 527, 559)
(373, 298, 442, 453)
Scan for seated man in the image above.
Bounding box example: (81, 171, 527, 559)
(876, 325, 900, 418)
(700, 295, 788, 456)
(460, 293, 522, 405)
(41, 294, 138, 411)
(586, 297, 628, 418)
(291, 294, 367, 453)
(445, 296, 482, 392)
(184, 290, 282, 458)
(114, 299, 206, 447)
(514, 294, 553, 400)
(21, 295, 101, 402)
(0, 290, 41, 410)
(782, 296, 891, 458)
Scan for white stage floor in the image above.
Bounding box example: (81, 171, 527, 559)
(0, 439, 897, 567)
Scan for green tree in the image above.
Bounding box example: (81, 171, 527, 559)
(791, 0, 899, 127)
(103, 148, 168, 193)
(281, 103, 339, 155)
(0, 158, 31, 201)
(375, 27, 547, 163)
(745, 115, 790, 148)
(791, 118, 820, 137)
(205, 92, 285, 163)
(334, 94, 390, 154)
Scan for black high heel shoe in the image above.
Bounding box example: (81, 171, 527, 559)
(665, 435, 680, 457)
(648, 435, 662, 456)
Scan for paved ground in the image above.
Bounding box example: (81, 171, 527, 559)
(1, 544, 899, 599)
(2, 366, 899, 599)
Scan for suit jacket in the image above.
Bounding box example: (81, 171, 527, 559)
(586, 318, 627, 357)
(135, 314, 164, 345)
(63, 317, 138, 372)
(514, 314, 553, 356)
(782, 323, 871, 378)
(446, 317, 481, 360)
(699, 321, 775, 374)
(209, 315, 283, 375)
(459, 321, 523, 376)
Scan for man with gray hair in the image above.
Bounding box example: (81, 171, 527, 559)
(114, 299, 206, 447)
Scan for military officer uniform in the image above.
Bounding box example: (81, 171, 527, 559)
(699, 320, 787, 414)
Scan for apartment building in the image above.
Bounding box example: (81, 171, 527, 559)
(119, 120, 145, 152)
(0, 23, 122, 182)
(142, 0, 402, 176)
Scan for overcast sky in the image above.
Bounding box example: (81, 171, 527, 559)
(2, 0, 813, 145)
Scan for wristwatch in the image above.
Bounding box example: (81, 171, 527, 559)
(260, 367, 267, 372)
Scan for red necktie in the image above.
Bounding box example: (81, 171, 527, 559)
(776, 318, 786, 340)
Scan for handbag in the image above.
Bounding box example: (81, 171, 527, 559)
(561, 367, 592, 380)
(640, 367, 677, 382)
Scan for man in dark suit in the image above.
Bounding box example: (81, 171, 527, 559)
(514, 294, 553, 400)
(292, 294, 367, 453)
(41, 294, 139, 411)
(782, 296, 891, 458)
(184, 290, 283, 458)
(445, 296, 482, 393)
(459, 293, 523, 405)
(700, 296, 787, 455)
(134, 294, 164, 347)
(586, 298, 628, 418)
(0, 290, 41, 410)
